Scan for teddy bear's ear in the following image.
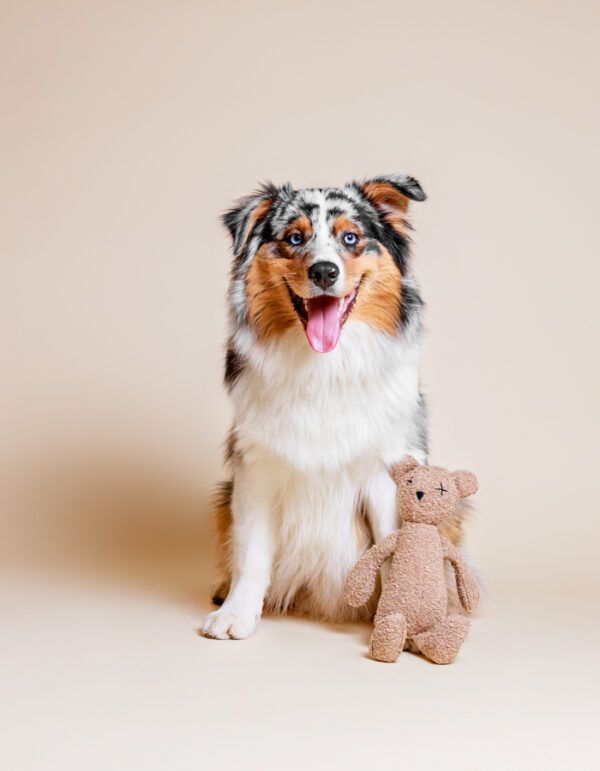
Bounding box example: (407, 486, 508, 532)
(390, 456, 420, 483)
(452, 470, 479, 498)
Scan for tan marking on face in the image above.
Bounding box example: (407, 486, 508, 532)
(343, 244, 402, 334)
(282, 215, 312, 242)
(274, 215, 315, 266)
(246, 243, 309, 341)
(331, 215, 362, 239)
(247, 236, 403, 340)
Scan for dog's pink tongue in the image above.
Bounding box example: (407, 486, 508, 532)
(305, 296, 341, 353)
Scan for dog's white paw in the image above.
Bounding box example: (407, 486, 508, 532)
(201, 606, 259, 640)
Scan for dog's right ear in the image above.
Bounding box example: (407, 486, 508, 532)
(390, 455, 420, 483)
(222, 183, 279, 257)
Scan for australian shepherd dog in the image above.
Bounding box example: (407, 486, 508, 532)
(202, 174, 465, 640)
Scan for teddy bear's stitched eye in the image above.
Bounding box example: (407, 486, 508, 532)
(406, 479, 413, 485)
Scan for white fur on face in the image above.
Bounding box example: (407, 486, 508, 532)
(304, 189, 345, 296)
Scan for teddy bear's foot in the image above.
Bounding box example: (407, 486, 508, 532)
(369, 613, 407, 663)
(413, 614, 470, 664)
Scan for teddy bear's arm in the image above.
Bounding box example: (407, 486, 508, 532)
(343, 531, 400, 608)
(440, 535, 480, 614)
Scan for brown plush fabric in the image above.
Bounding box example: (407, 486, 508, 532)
(413, 614, 470, 664)
(370, 613, 407, 663)
(344, 457, 480, 664)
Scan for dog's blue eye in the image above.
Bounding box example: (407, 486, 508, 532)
(287, 233, 303, 246)
(343, 232, 358, 246)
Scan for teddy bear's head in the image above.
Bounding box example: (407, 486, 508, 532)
(390, 456, 478, 525)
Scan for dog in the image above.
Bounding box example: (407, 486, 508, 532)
(201, 175, 464, 640)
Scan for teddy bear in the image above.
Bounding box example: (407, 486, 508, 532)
(344, 456, 480, 664)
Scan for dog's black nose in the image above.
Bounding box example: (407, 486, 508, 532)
(308, 261, 339, 289)
(416, 490, 425, 500)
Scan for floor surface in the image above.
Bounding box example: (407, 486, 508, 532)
(3, 571, 599, 770)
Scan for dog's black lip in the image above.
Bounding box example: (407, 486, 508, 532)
(340, 276, 363, 324)
(283, 279, 308, 324)
(283, 278, 362, 328)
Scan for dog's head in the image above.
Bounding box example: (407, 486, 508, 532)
(223, 175, 426, 353)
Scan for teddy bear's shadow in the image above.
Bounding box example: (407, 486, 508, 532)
(323, 620, 373, 645)
(358, 648, 440, 665)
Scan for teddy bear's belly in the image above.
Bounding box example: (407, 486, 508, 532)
(375, 528, 448, 635)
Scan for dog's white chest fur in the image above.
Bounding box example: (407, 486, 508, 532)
(233, 322, 421, 470)
(229, 322, 425, 618)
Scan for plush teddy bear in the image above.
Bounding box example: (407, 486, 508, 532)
(344, 456, 480, 664)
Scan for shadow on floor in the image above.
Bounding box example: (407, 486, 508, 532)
(3, 450, 217, 612)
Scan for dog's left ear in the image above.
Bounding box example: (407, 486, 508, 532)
(222, 183, 280, 257)
(359, 174, 426, 228)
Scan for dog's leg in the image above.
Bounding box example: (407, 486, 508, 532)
(364, 468, 400, 544)
(202, 461, 274, 640)
(362, 467, 401, 601)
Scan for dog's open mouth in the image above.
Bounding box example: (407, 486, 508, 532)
(285, 280, 360, 353)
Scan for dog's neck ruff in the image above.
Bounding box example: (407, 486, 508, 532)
(230, 316, 423, 472)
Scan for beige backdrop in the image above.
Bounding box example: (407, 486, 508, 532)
(3, 0, 599, 594)
(2, 2, 600, 767)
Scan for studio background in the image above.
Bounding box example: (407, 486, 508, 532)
(2, 2, 599, 769)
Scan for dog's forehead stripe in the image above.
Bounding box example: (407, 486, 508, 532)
(271, 187, 361, 236)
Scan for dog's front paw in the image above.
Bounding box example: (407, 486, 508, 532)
(201, 606, 259, 640)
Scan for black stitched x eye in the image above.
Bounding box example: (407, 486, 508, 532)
(406, 479, 413, 485)
(437, 483, 448, 495)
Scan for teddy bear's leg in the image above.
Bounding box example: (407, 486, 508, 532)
(412, 614, 470, 664)
(369, 613, 407, 663)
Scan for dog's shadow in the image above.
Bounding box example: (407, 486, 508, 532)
(9, 452, 392, 648)
(6, 450, 216, 613)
